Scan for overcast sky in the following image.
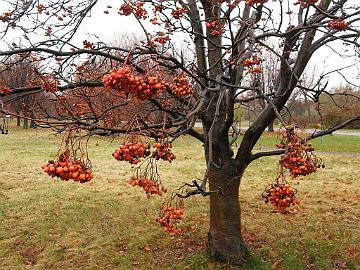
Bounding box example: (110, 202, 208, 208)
(1, 1, 359, 89)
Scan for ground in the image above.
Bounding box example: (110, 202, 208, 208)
(0, 124, 359, 269)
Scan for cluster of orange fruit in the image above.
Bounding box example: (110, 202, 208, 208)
(205, 20, 225, 36)
(103, 67, 169, 100)
(328, 19, 348, 31)
(156, 205, 184, 234)
(171, 75, 193, 97)
(152, 142, 176, 162)
(0, 86, 12, 95)
(41, 160, 93, 183)
(262, 182, 299, 211)
(113, 141, 151, 165)
(129, 176, 167, 198)
(119, 2, 147, 20)
(153, 32, 171, 44)
(245, 0, 268, 5)
(277, 131, 321, 178)
(40, 75, 59, 93)
(243, 55, 262, 74)
(171, 7, 187, 19)
(0, 11, 12, 22)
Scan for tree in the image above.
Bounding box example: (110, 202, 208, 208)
(0, 0, 360, 266)
(0, 57, 40, 128)
(320, 86, 360, 129)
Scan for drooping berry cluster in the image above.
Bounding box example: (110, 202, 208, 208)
(119, 2, 147, 19)
(243, 55, 262, 74)
(113, 141, 151, 165)
(153, 32, 171, 44)
(277, 127, 323, 178)
(170, 75, 193, 97)
(102, 67, 169, 100)
(171, 7, 187, 19)
(41, 159, 93, 183)
(262, 182, 298, 211)
(41, 131, 94, 183)
(205, 20, 225, 36)
(40, 75, 59, 93)
(129, 176, 167, 198)
(243, 55, 261, 67)
(152, 142, 176, 162)
(156, 204, 184, 234)
(0, 86, 12, 95)
(328, 19, 348, 31)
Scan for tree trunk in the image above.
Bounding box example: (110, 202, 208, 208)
(267, 119, 274, 132)
(30, 111, 35, 128)
(207, 160, 248, 265)
(23, 117, 29, 129)
(17, 115, 21, 127)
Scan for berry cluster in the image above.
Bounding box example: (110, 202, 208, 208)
(243, 55, 261, 67)
(153, 32, 171, 44)
(245, 0, 268, 6)
(171, 75, 193, 97)
(113, 141, 151, 165)
(277, 128, 323, 178)
(156, 205, 184, 234)
(0, 11, 12, 22)
(103, 67, 169, 100)
(294, 0, 318, 7)
(328, 19, 348, 31)
(119, 2, 147, 19)
(205, 20, 225, 36)
(243, 55, 262, 74)
(152, 142, 176, 162)
(41, 160, 93, 183)
(171, 7, 187, 19)
(262, 182, 298, 211)
(0, 86, 12, 95)
(40, 75, 59, 93)
(129, 176, 167, 198)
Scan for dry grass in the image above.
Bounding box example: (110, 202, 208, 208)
(0, 126, 359, 269)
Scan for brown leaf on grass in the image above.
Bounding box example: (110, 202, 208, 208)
(268, 249, 278, 257)
(345, 245, 358, 259)
(271, 259, 282, 269)
(118, 243, 128, 256)
(19, 245, 44, 266)
(332, 260, 348, 269)
(141, 244, 151, 252)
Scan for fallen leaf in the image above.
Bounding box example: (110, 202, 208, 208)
(272, 259, 282, 269)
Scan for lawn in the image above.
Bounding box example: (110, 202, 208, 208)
(0, 126, 359, 269)
(254, 132, 360, 154)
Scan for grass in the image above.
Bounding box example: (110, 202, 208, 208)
(0, 126, 359, 269)
(254, 132, 360, 154)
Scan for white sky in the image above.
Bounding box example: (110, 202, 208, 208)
(1, 0, 359, 89)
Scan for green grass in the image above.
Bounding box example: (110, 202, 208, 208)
(0, 126, 359, 269)
(254, 132, 360, 154)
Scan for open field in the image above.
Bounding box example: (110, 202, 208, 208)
(0, 127, 359, 269)
(255, 132, 360, 154)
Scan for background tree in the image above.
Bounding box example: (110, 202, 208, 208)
(0, 0, 360, 265)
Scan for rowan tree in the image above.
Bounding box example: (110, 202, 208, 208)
(0, 0, 360, 265)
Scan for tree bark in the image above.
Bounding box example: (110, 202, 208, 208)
(207, 160, 248, 265)
(16, 115, 21, 126)
(267, 119, 274, 132)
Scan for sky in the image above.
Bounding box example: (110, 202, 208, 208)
(1, 0, 359, 89)
(76, 1, 360, 89)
